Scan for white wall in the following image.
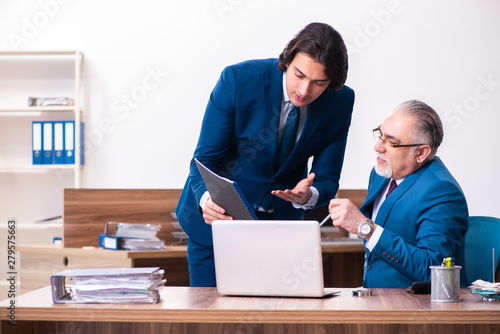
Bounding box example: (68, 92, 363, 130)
(0, 0, 499, 227)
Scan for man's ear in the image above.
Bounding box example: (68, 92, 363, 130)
(415, 145, 432, 164)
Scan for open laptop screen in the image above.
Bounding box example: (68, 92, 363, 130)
(212, 220, 331, 297)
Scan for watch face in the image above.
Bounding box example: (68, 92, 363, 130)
(360, 223, 371, 235)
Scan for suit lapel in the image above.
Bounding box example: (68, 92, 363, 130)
(362, 177, 387, 212)
(263, 61, 283, 164)
(372, 159, 433, 227)
(295, 98, 323, 148)
(374, 179, 410, 228)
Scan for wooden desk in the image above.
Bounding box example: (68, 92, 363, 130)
(19, 242, 365, 294)
(2, 286, 499, 334)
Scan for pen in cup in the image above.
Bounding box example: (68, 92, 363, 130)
(442, 256, 455, 299)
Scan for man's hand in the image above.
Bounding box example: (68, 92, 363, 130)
(202, 197, 233, 225)
(272, 173, 315, 205)
(328, 198, 371, 235)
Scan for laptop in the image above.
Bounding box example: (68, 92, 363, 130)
(212, 220, 340, 298)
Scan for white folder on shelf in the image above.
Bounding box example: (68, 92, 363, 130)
(42, 121, 54, 164)
(32, 121, 43, 165)
(64, 121, 75, 164)
(53, 121, 64, 164)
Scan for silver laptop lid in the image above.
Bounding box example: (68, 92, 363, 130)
(212, 220, 325, 297)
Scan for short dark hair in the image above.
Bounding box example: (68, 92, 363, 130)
(397, 100, 444, 157)
(278, 22, 348, 91)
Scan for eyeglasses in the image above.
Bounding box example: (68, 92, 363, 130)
(372, 128, 428, 148)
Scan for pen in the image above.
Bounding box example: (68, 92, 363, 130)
(442, 256, 456, 299)
(319, 213, 331, 227)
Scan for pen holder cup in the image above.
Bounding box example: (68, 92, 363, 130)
(430, 265, 461, 302)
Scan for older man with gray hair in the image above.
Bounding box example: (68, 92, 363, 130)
(329, 100, 468, 288)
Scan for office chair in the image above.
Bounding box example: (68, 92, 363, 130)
(464, 216, 500, 283)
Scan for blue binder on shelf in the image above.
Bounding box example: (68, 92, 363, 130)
(32, 121, 43, 165)
(195, 158, 258, 220)
(53, 121, 65, 164)
(42, 121, 54, 164)
(64, 121, 85, 165)
(79, 122, 85, 165)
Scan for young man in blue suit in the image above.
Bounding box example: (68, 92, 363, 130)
(329, 100, 468, 288)
(176, 23, 355, 287)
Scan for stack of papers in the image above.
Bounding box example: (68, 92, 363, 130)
(115, 223, 160, 239)
(51, 267, 166, 304)
(99, 222, 166, 250)
(28, 96, 74, 106)
(469, 279, 500, 300)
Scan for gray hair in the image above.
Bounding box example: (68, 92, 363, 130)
(395, 100, 443, 158)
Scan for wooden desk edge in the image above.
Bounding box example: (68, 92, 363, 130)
(4, 287, 500, 325)
(13, 306, 500, 325)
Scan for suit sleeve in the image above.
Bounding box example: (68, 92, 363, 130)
(188, 66, 238, 205)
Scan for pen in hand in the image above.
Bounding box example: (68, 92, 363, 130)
(319, 213, 331, 227)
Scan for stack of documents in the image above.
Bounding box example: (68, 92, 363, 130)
(51, 267, 166, 304)
(99, 222, 166, 250)
(28, 96, 74, 107)
(469, 279, 500, 300)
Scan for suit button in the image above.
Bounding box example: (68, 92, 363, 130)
(382, 250, 387, 255)
(390, 255, 395, 261)
(253, 203, 258, 209)
(394, 258, 400, 264)
(386, 253, 391, 258)
(367, 264, 372, 271)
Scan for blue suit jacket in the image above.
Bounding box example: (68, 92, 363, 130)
(360, 157, 469, 288)
(176, 58, 355, 247)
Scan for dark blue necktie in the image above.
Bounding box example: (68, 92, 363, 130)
(260, 105, 300, 211)
(274, 105, 300, 171)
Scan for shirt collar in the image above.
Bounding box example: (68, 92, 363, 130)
(392, 178, 404, 186)
(282, 72, 290, 104)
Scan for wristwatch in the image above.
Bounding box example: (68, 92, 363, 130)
(357, 219, 374, 239)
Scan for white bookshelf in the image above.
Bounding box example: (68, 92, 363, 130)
(0, 50, 84, 188)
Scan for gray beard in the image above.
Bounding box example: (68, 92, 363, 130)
(375, 155, 392, 178)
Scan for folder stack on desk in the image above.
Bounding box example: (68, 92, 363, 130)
(51, 267, 166, 303)
(99, 221, 166, 250)
(50, 267, 167, 304)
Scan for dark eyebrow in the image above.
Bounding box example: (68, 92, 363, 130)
(293, 66, 330, 82)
